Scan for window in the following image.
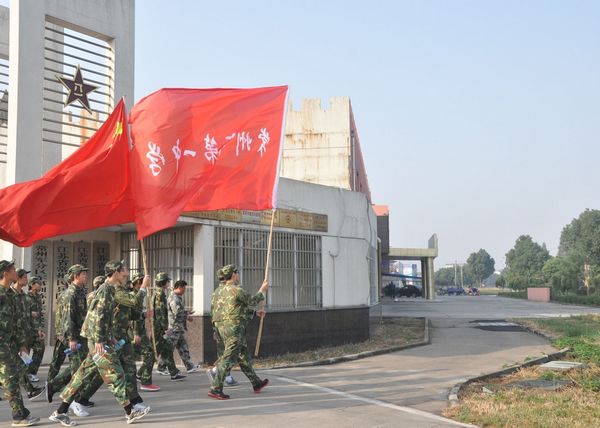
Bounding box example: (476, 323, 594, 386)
(121, 227, 194, 309)
(214, 226, 322, 310)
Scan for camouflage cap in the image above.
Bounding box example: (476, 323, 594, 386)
(93, 275, 106, 288)
(67, 264, 88, 275)
(0, 260, 15, 275)
(216, 267, 224, 280)
(155, 272, 171, 283)
(131, 272, 145, 284)
(104, 260, 125, 276)
(28, 276, 42, 285)
(17, 268, 31, 278)
(221, 264, 237, 277)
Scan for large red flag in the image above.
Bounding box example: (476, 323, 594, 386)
(128, 86, 288, 239)
(0, 100, 134, 246)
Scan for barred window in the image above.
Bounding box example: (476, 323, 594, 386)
(214, 226, 322, 310)
(121, 227, 194, 309)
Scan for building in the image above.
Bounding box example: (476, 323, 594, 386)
(1, 0, 379, 361)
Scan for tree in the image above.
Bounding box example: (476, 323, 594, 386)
(504, 235, 550, 290)
(542, 257, 579, 294)
(558, 209, 600, 266)
(434, 267, 455, 286)
(466, 249, 495, 287)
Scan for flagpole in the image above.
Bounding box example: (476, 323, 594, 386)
(254, 209, 276, 357)
(140, 238, 159, 361)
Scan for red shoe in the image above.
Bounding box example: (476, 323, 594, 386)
(140, 384, 161, 392)
(208, 390, 230, 400)
(253, 379, 269, 393)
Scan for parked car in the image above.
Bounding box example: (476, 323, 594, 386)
(397, 285, 422, 298)
(445, 286, 466, 296)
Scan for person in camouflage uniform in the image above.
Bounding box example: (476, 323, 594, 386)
(27, 277, 46, 380)
(86, 275, 105, 307)
(206, 268, 239, 387)
(208, 264, 269, 400)
(0, 260, 39, 426)
(49, 260, 150, 426)
(131, 274, 160, 392)
(11, 269, 45, 401)
(47, 275, 70, 383)
(152, 272, 185, 381)
(157, 280, 199, 374)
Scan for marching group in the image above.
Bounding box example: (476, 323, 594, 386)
(0, 259, 270, 426)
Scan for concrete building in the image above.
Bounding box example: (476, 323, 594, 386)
(1, 0, 379, 360)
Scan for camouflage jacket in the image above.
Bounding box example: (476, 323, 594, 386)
(130, 289, 147, 338)
(54, 286, 69, 338)
(11, 286, 34, 341)
(152, 288, 169, 335)
(61, 284, 88, 342)
(211, 280, 264, 324)
(81, 281, 116, 344)
(0, 285, 26, 347)
(27, 291, 44, 332)
(168, 292, 187, 332)
(113, 283, 145, 342)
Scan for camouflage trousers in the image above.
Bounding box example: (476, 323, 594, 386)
(135, 335, 155, 386)
(158, 330, 193, 371)
(60, 341, 130, 407)
(154, 334, 178, 376)
(49, 340, 88, 392)
(211, 322, 260, 392)
(0, 343, 29, 420)
(47, 339, 67, 382)
(29, 337, 45, 376)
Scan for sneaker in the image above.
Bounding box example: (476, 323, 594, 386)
(27, 374, 39, 383)
(45, 381, 54, 403)
(140, 384, 161, 392)
(186, 364, 200, 374)
(206, 368, 216, 383)
(27, 386, 45, 401)
(48, 411, 76, 426)
(170, 373, 186, 382)
(76, 398, 94, 408)
(133, 403, 151, 413)
(69, 402, 90, 417)
(126, 406, 150, 424)
(207, 390, 230, 400)
(155, 369, 169, 376)
(135, 373, 141, 381)
(11, 415, 40, 427)
(253, 378, 269, 393)
(224, 376, 239, 387)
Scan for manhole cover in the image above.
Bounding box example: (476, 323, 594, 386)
(507, 379, 571, 391)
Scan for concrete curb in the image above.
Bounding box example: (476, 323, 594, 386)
(511, 320, 559, 341)
(262, 317, 431, 370)
(447, 347, 570, 406)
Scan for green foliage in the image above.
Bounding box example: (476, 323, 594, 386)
(466, 249, 495, 286)
(434, 265, 473, 286)
(498, 290, 527, 299)
(542, 257, 580, 294)
(495, 275, 506, 288)
(551, 292, 600, 307)
(504, 235, 551, 290)
(559, 210, 600, 265)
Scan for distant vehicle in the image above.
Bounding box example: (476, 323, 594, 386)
(397, 285, 422, 298)
(468, 287, 480, 296)
(445, 286, 466, 296)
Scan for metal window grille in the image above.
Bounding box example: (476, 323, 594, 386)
(43, 21, 114, 149)
(214, 226, 322, 310)
(0, 57, 7, 164)
(121, 227, 194, 309)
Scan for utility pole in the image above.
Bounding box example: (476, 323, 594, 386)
(460, 264, 464, 288)
(454, 261, 457, 286)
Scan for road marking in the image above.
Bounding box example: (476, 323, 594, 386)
(275, 375, 478, 428)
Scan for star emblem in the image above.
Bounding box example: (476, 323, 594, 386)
(113, 121, 123, 139)
(56, 65, 98, 114)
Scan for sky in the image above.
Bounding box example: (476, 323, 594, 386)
(134, 0, 600, 269)
(2, 0, 596, 269)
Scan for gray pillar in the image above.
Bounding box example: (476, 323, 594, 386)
(426, 257, 435, 300)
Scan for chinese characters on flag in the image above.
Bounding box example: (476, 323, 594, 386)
(129, 86, 288, 239)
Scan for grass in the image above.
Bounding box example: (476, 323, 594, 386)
(252, 317, 426, 368)
(444, 315, 600, 427)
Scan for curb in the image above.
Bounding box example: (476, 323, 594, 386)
(262, 317, 431, 370)
(511, 320, 559, 341)
(447, 347, 570, 406)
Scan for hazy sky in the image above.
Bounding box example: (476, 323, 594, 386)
(134, 0, 600, 269)
(2, 0, 595, 269)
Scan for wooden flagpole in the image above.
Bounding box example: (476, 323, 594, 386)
(254, 209, 276, 357)
(140, 239, 159, 361)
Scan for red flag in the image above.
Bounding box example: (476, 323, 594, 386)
(128, 86, 288, 239)
(0, 100, 133, 246)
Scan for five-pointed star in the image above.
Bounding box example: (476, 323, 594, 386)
(56, 65, 99, 113)
(113, 120, 123, 139)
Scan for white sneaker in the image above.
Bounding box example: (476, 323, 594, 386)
(69, 402, 90, 417)
(186, 364, 200, 374)
(133, 403, 151, 413)
(27, 374, 39, 383)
